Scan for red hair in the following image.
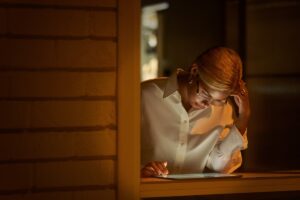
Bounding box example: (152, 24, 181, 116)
(193, 46, 243, 93)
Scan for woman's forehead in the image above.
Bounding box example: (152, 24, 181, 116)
(208, 89, 228, 100)
(201, 82, 229, 100)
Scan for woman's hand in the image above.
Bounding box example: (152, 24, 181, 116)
(141, 161, 169, 177)
(231, 80, 251, 134)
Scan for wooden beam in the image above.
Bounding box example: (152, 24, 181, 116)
(117, 0, 141, 199)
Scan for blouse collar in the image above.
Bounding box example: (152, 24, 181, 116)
(163, 68, 183, 98)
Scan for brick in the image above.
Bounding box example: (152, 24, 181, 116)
(0, 100, 116, 129)
(32, 132, 74, 159)
(10, 133, 36, 160)
(12, 130, 113, 160)
(0, 39, 56, 68)
(0, 39, 116, 69)
(0, 101, 31, 129)
(85, 72, 116, 96)
(29, 192, 72, 200)
(0, 132, 72, 160)
(35, 160, 115, 187)
(0, 72, 11, 97)
(8, 9, 117, 37)
(0, 0, 116, 7)
(0, 190, 116, 200)
(8, 71, 116, 97)
(10, 72, 85, 97)
(74, 129, 116, 156)
(33, 130, 117, 158)
(8, 8, 89, 36)
(0, 133, 14, 160)
(0, 192, 72, 200)
(0, 130, 116, 160)
(89, 11, 116, 37)
(0, 133, 36, 160)
(73, 190, 116, 200)
(0, 195, 23, 200)
(0, 163, 33, 190)
(0, 8, 6, 34)
(31, 100, 116, 128)
(56, 40, 116, 68)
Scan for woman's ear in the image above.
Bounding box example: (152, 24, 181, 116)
(190, 64, 199, 76)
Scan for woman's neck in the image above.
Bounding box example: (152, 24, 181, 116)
(177, 71, 191, 112)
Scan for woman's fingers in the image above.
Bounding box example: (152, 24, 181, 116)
(142, 161, 169, 177)
(151, 161, 163, 175)
(142, 166, 156, 177)
(231, 81, 250, 115)
(156, 162, 169, 174)
(233, 80, 248, 98)
(152, 161, 168, 175)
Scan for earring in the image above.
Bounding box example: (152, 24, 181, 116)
(188, 79, 193, 85)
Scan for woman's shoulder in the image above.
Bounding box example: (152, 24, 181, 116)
(141, 77, 168, 92)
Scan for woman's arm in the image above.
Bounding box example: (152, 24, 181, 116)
(206, 126, 248, 173)
(232, 80, 251, 134)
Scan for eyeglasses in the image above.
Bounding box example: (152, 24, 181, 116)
(196, 80, 228, 106)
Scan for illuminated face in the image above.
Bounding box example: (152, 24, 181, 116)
(188, 81, 229, 110)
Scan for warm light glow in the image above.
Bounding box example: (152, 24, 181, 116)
(141, 2, 169, 81)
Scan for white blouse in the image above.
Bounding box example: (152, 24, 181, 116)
(141, 70, 248, 174)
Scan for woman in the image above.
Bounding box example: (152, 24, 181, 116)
(141, 47, 250, 177)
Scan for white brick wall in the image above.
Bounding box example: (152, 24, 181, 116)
(74, 130, 116, 156)
(0, 161, 115, 195)
(89, 11, 116, 37)
(72, 190, 116, 200)
(8, 9, 116, 37)
(0, 190, 116, 200)
(35, 160, 115, 187)
(0, 164, 33, 190)
(31, 101, 116, 128)
(0, 39, 116, 68)
(0, 39, 56, 68)
(0, 0, 118, 199)
(8, 9, 90, 36)
(56, 40, 116, 68)
(0, 8, 6, 34)
(0, 129, 116, 160)
(0, 100, 116, 128)
(0, 73, 10, 97)
(0, 101, 31, 128)
(0, 71, 116, 97)
(0, 0, 117, 7)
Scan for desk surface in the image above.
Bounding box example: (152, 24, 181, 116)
(140, 171, 300, 198)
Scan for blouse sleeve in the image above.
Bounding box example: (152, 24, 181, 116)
(206, 125, 248, 173)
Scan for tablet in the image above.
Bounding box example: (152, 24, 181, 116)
(154, 173, 242, 180)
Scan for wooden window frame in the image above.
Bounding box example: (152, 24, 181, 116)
(118, 0, 141, 199)
(117, 1, 300, 200)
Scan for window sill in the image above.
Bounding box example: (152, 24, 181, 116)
(140, 171, 300, 198)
